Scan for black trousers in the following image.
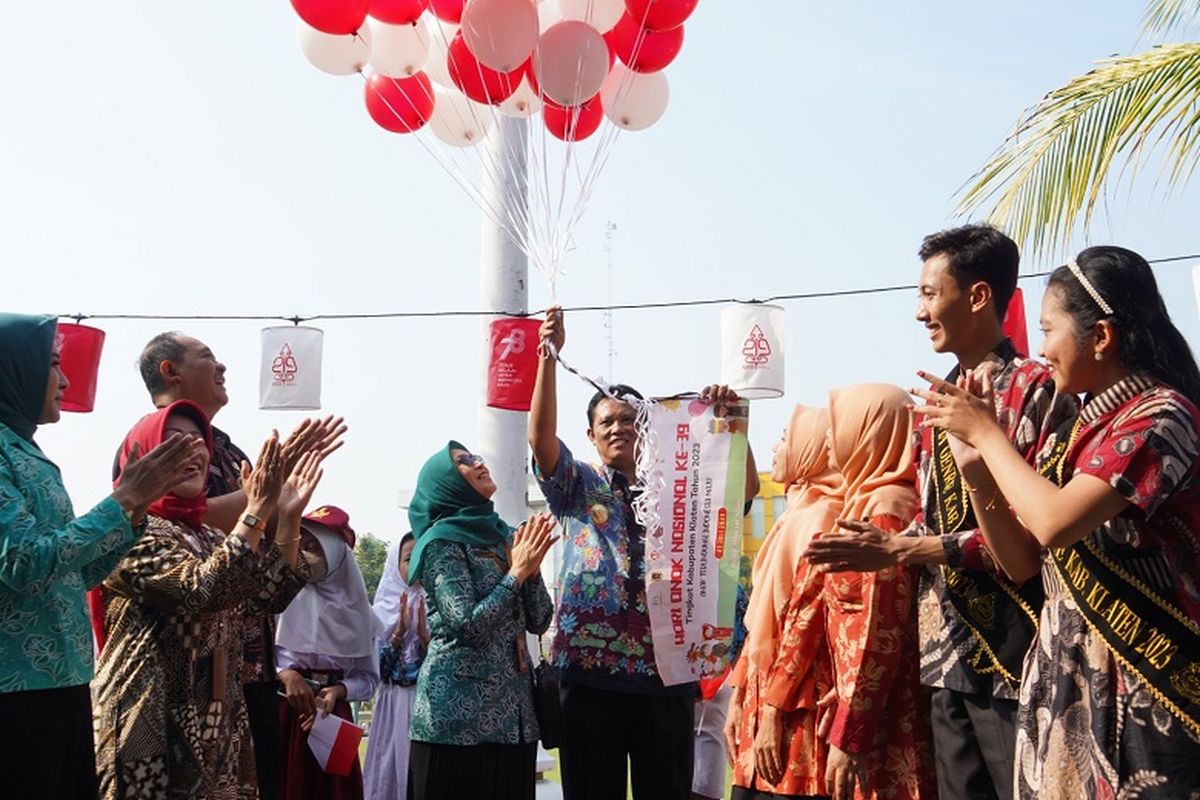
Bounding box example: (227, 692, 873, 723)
(559, 683, 693, 800)
(931, 687, 1018, 800)
(409, 740, 536, 800)
(0, 684, 97, 799)
(244, 680, 281, 800)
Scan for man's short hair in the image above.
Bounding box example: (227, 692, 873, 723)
(587, 384, 643, 427)
(918, 224, 1019, 320)
(138, 332, 187, 397)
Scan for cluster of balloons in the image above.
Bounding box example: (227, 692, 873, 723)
(291, 0, 696, 144)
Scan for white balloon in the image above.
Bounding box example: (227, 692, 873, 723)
(557, 0, 624, 33)
(534, 21, 609, 107)
(600, 62, 669, 130)
(462, 0, 539, 73)
(367, 18, 430, 78)
(424, 22, 459, 87)
(429, 88, 495, 146)
(499, 77, 543, 118)
(537, 0, 562, 33)
(297, 21, 372, 76)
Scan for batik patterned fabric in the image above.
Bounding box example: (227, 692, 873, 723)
(93, 515, 307, 799)
(536, 439, 692, 693)
(1016, 376, 1200, 799)
(409, 536, 553, 746)
(730, 550, 833, 795)
(914, 340, 1075, 699)
(0, 422, 138, 694)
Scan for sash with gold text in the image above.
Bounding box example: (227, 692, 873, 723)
(933, 417, 1042, 687)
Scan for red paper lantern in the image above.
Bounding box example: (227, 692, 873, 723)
(55, 322, 105, 413)
(486, 317, 544, 411)
(291, 0, 369, 35)
(609, 12, 684, 72)
(448, 32, 521, 104)
(1003, 287, 1030, 358)
(624, 0, 697, 32)
(427, 0, 464, 23)
(368, 0, 425, 25)
(544, 95, 604, 141)
(364, 71, 435, 132)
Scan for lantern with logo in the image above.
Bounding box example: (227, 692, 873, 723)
(56, 321, 107, 413)
(720, 303, 785, 400)
(260, 325, 325, 410)
(486, 316, 543, 411)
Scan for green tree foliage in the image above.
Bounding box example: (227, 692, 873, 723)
(958, 0, 1200, 258)
(356, 532, 390, 602)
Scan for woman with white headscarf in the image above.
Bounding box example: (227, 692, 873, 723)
(276, 505, 382, 800)
(363, 533, 428, 800)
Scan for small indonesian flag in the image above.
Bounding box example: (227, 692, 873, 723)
(307, 712, 364, 776)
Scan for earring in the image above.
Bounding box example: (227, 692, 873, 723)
(1095, 352, 1103, 361)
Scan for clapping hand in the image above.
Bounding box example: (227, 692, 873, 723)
(114, 435, 210, 524)
(277, 451, 327, 521)
(508, 513, 558, 583)
(910, 368, 998, 448)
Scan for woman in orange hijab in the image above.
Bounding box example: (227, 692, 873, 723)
(725, 405, 844, 798)
(818, 384, 935, 800)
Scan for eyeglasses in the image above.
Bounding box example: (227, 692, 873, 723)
(454, 453, 485, 468)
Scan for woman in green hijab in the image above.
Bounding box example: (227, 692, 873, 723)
(407, 440, 557, 800)
(0, 313, 202, 799)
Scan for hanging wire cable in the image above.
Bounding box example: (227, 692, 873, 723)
(57, 252, 1200, 323)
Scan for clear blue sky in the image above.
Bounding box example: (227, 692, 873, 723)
(3, 1, 1198, 540)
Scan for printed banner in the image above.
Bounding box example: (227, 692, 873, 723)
(642, 397, 748, 685)
(260, 326, 324, 410)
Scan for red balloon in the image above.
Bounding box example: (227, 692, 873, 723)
(624, 0, 697, 32)
(448, 32, 521, 104)
(543, 95, 604, 142)
(609, 12, 683, 72)
(291, 0, 369, 35)
(427, 0, 463, 23)
(368, 0, 425, 24)
(365, 71, 435, 132)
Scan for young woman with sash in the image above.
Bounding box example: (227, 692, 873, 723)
(916, 245, 1200, 798)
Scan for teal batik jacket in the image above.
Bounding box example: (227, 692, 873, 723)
(410, 536, 553, 746)
(0, 423, 141, 693)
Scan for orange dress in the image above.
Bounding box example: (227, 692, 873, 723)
(732, 514, 936, 799)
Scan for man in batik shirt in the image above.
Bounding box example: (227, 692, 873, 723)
(807, 225, 1076, 800)
(529, 307, 757, 800)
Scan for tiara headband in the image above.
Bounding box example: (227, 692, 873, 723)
(1067, 259, 1115, 316)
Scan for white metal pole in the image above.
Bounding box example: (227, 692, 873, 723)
(477, 116, 530, 527)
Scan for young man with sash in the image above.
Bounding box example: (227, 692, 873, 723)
(913, 244, 1200, 798)
(806, 225, 1075, 799)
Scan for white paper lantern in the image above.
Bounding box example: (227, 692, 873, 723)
(720, 303, 784, 399)
(260, 326, 324, 410)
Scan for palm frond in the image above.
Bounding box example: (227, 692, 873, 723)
(956, 43, 1200, 259)
(1142, 0, 1200, 38)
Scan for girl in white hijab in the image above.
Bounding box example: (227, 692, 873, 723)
(275, 505, 382, 800)
(363, 533, 428, 800)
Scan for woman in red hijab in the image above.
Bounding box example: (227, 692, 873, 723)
(92, 400, 333, 800)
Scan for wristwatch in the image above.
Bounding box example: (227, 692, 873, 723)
(241, 513, 267, 533)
